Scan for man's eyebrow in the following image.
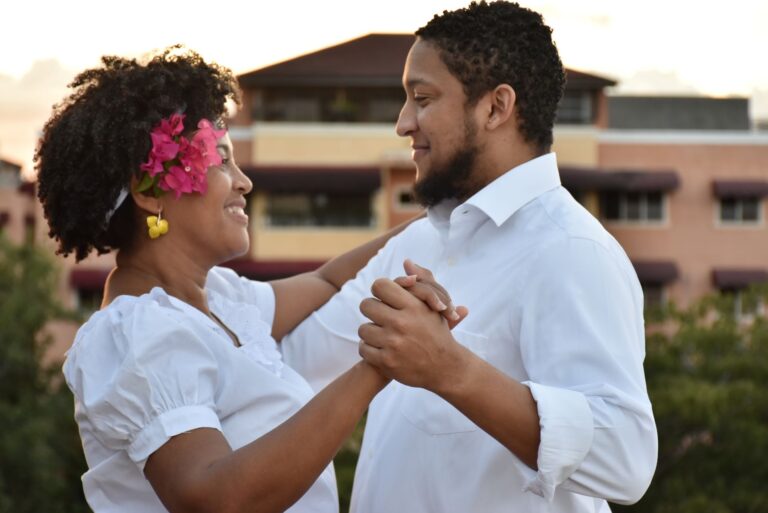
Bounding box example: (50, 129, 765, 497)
(404, 78, 431, 89)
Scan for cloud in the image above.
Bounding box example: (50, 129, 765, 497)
(0, 59, 75, 177)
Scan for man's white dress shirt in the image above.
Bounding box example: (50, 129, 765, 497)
(283, 153, 658, 513)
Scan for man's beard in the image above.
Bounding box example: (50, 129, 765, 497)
(412, 119, 478, 208)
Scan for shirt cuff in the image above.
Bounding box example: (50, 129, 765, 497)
(521, 381, 594, 501)
(128, 405, 222, 470)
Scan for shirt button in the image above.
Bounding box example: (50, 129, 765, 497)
(446, 257, 456, 266)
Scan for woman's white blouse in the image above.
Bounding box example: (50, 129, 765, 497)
(63, 266, 338, 513)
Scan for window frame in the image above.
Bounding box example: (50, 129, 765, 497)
(716, 196, 764, 228)
(600, 190, 668, 226)
(264, 191, 376, 228)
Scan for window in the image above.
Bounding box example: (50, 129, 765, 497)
(556, 91, 593, 125)
(642, 283, 666, 310)
(263, 97, 322, 122)
(369, 98, 403, 123)
(393, 186, 420, 212)
(601, 191, 665, 222)
(252, 87, 405, 123)
(76, 288, 103, 315)
(719, 197, 760, 224)
(731, 290, 765, 322)
(266, 193, 374, 227)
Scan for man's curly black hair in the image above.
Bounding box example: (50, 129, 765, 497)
(34, 46, 241, 261)
(416, 1, 565, 153)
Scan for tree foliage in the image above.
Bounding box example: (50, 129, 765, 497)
(614, 288, 768, 513)
(0, 234, 87, 513)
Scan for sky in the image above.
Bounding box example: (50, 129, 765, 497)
(1, 0, 767, 176)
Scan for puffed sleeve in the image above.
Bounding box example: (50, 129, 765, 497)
(63, 301, 222, 471)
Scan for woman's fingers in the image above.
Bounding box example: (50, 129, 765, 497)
(393, 276, 461, 322)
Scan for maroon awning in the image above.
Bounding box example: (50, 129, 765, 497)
(70, 268, 109, 291)
(712, 268, 768, 290)
(561, 168, 679, 193)
(712, 180, 768, 199)
(632, 261, 679, 285)
(69, 261, 324, 290)
(243, 165, 380, 193)
(222, 258, 324, 280)
(18, 181, 36, 197)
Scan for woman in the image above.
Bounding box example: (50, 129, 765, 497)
(35, 47, 461, 513)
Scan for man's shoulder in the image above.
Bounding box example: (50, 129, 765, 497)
(533, 187, 616, 251)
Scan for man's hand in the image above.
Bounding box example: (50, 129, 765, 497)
(357, 275, 472, 393)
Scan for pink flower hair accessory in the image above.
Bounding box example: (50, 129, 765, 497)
(136, 113, 226, 199)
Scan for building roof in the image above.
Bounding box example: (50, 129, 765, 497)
(240, 34, 414, 88)
(0, 157, 22, 173)
(239, 33, 616, 89)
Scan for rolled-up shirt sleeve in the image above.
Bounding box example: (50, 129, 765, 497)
(517, 236, 658, 504)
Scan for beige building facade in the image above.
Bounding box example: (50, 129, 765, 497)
(8, 34, 767, 350)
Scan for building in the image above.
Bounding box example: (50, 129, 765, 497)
(54, 33, 768, 316)
(227, 33, 615, 278)
(0, 157, 36, 243)
(597, 97, 768, 307)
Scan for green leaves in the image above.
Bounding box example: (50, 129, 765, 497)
(134, 172, 155, 193)
(614, 287, 768, 513)
(0, 234, 87, 513)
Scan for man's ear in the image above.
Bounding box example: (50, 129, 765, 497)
(486, 84, 516, 130)
(129, 174, 162, 214)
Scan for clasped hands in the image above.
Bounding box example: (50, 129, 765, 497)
(358, 259, 471, 393)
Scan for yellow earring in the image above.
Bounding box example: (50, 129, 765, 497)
(147, 211, 169, 239)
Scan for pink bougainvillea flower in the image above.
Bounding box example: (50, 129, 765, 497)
(136, 113, 226, 199)
(140, 132, 180, 176)
(159, 165, 194, 198)
(159, 113, 185, 137)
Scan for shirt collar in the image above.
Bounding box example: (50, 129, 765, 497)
(427, 152, 561, 229)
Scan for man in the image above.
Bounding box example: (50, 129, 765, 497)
(282, 2, 657, 511)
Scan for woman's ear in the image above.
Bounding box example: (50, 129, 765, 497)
(129, 174, 162, 214)
(486, 84, 516, 130)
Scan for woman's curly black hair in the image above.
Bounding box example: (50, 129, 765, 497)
(34, 46, 241, 261)
(416, 1, 565, 153)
